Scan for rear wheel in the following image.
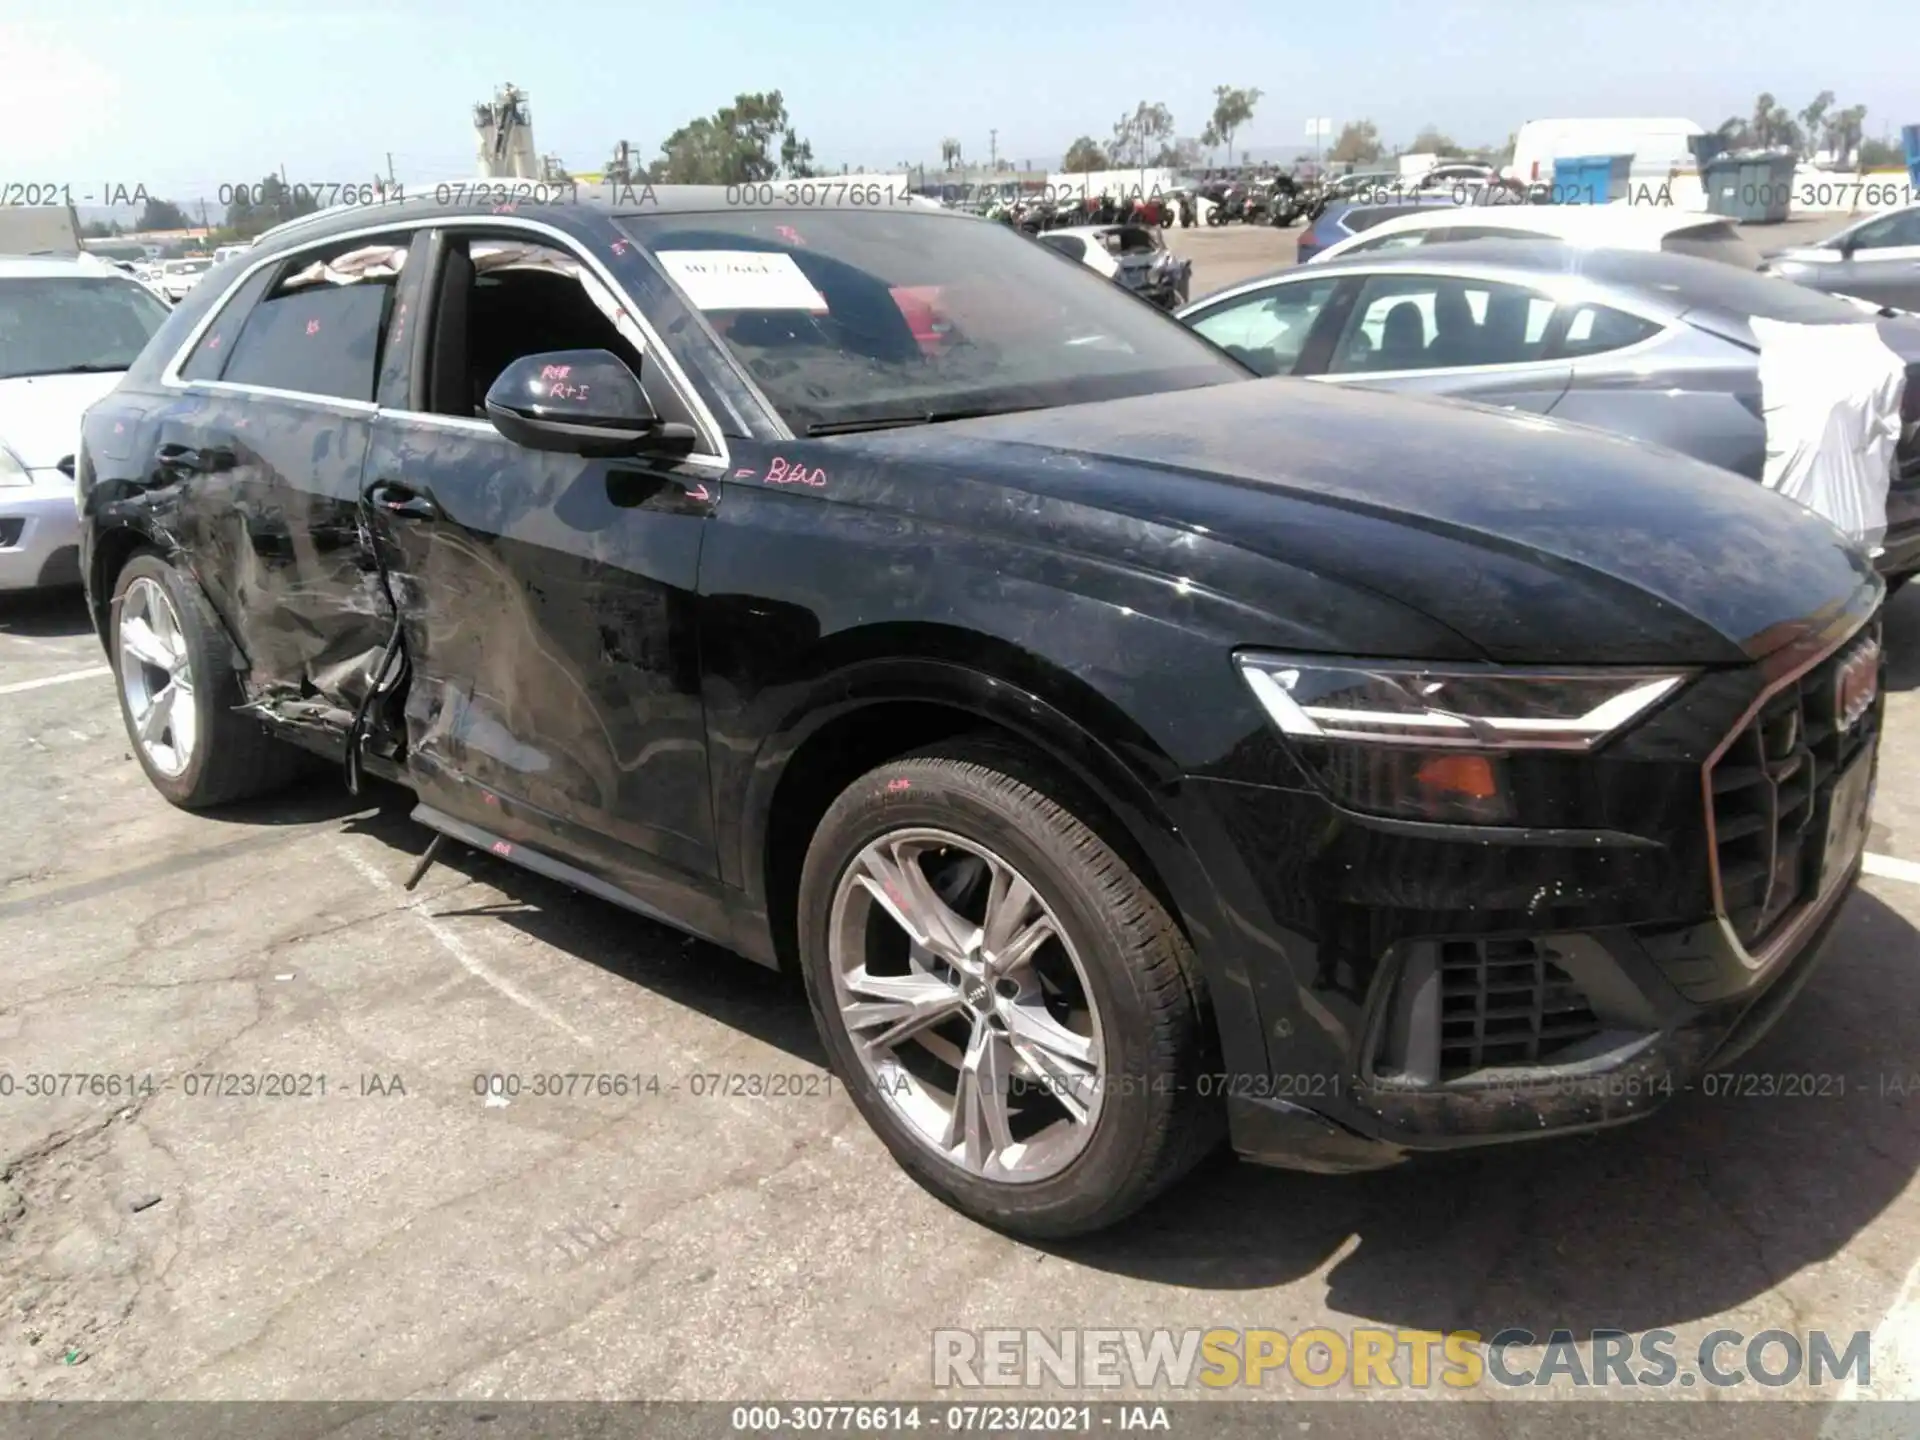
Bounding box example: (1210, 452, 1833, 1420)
(110, 552, 306, 809)
(797, 742, 1221, 1236)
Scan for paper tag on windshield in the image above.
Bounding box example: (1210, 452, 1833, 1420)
(656, 250, 828, 312)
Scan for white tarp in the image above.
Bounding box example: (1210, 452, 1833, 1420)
(1751, 317, 1907, 552)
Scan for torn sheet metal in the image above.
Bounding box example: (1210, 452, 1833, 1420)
(1751, 316, 1907, 551)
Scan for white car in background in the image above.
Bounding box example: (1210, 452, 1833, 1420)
(157, 257, 213, 302)
(1035, 223, 1193, 308)
(1303, 204, 1764, 270)
(0, 256, 172, 590)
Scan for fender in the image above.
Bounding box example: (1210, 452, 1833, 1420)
(733, 644, 1274, 1088)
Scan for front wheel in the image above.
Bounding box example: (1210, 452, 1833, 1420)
(797, 743, 1221, 1236)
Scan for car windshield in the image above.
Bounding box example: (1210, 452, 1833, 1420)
(0, 275, 171, 379)
(619, 210, 1243, 434)
(1101, 227, 1161, 255)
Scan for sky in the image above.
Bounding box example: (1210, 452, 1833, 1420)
(1, 0, 1911, 202)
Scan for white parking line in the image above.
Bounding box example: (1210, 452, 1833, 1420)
(1862, 852, 1920, 886)
(333, 839, 592, 1046)
(0, 665, 112, 696)
(1820, 1258, 1920, 1427)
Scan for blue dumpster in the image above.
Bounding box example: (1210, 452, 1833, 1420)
(1904, 124, 1920, 190)
(1551, 154, 1634, 204)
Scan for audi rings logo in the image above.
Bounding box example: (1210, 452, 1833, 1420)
(1835, 638, 1881, 733)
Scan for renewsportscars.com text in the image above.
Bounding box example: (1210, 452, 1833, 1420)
(931, 1326, 1871, 1391)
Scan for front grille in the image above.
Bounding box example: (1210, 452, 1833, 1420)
(1709, 623, 1880, 948)
(1438, 937, 1603, 1078)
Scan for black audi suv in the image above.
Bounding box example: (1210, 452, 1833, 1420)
(76, 188, 1885, 1236)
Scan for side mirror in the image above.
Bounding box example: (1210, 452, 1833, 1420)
(1835, 235, 1859, 260)
(483, 349, 660, 457)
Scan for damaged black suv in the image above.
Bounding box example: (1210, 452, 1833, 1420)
(79, 190, 1885, 1237)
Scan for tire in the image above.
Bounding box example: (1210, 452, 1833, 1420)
(109, 551, 307, 809)
(797, 740, 1222, 1237)
(1885, 572, 1912, 598)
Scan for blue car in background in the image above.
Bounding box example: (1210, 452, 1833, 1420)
(1295, 198, 1465, 263)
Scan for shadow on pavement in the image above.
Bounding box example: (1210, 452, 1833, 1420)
(1880, 581, 1920, 691)
(324, 746, 1918, 1336)
(1053, 886, 1920, 1337)
(0, 585, 94, 640)
(339, 797, 825, 1068)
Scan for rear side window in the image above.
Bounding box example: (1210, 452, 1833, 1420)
(1553, 305, 1663, 359)
(1328, 273, 1560, 374)
(1661, 221, 1762, 270)
(1341, 208, 1399, 234)
(219, 239, 408, 402)
(1348, 230, 1431, 254)
(178, 268, 272, 382)
(1039, 235, 1087, 262)
(1444, 224, 1547, 243)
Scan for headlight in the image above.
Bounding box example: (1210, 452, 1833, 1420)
(0, 440, 29, 487)
(1236, 654, 1688, 824)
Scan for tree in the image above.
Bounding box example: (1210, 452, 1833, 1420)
(1328, 119, 1382, 165)
(780, 129, 816, 178)
(940, 137, 963, 170)
(1110, 102, 1175, 168)
(647, 91, 815, 184)
(1749, 92, 1801, 151)
(218, 176, 318, 240)
(136, 197, 192, 232)
(1859, 135, 1902, 169)
(1204, 85, 1261, 166)
(1062, 136, 1109, 172)
(1156, 137, 1203, 170)
(1826, 104, 1868, 165)
(1410, 125, 1464, 157)
(1799, 91, 1835, 151)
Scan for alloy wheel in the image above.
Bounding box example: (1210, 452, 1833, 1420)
(827, 827, 1107, 1182)
(118, 576, 197, 778)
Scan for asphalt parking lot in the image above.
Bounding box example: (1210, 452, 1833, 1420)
(5, 217, 1920, 1418)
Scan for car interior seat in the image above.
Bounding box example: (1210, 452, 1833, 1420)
(1374, 301, 1428, 369)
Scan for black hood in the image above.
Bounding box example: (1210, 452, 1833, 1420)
(835, 379, 1879, 666)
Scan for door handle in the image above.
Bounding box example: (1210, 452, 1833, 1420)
(155, 442, 235, 475)
(366, 480, 440, 522)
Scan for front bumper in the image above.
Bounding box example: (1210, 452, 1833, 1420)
(1173, 614, 1883, 1171)
(0, 470, 81, 590)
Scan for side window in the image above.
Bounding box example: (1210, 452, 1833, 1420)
(1349, 229, 1433, 254)
(1340, 208, 1397, 234)
(1039, 235, 1087, 263)
(1442, 225, 1542, 243)
(1328, 274, 1559, 374)
(1842, 211, 1920, 251)
(220, 238, 409, 402)
(1553, 305, 1663, 359)
(1882, 210, 1920, 248)
(178, 268, 272, 382)
(422, 232, 685, 428)
(1188, 279, 1339, 376)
